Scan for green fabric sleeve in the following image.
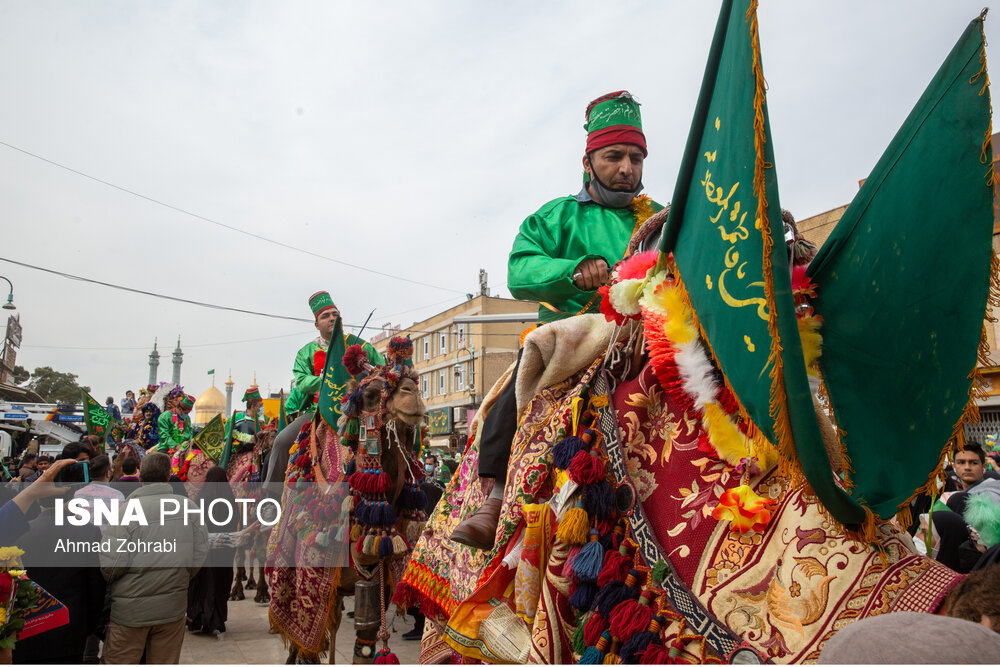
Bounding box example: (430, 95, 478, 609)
(508, 209, 597, 305)
(293, 343, 322, 397)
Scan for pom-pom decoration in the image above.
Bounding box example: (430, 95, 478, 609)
(343, 344, 372, 377)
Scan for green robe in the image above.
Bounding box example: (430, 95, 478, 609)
(284, 335, 384, 413)
(508, 191, 663, 323)
(156, 410, 193, 452)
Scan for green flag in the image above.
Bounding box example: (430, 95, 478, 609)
(807, 15, 995, 521)
(81, 390, 112, 444)
(278, 388, 287, 432)
(207, 369, 215, 375)
(220, 410, 238, 469)
(196, 413, 228, 465)
(658, 0, 864, 525)
(317, 316, 352, 430)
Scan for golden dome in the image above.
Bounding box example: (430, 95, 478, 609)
(194, 385, 226, 427)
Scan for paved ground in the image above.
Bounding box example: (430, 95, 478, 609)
(178, 592, 423, 664)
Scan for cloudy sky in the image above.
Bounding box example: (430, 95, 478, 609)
(1, 0, 995, 403)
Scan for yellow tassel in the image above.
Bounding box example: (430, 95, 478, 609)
(350, 523, 362, 542)
(603, 653, 618, 665)
(556, 507, 589, 546)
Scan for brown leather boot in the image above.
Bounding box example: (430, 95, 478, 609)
(450, 497, 503, 550)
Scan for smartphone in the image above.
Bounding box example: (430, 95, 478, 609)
(55, 461, 91, 486)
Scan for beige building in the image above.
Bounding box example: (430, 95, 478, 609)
(371, 295, 538, 451)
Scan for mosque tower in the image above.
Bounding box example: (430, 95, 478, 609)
(225, 371, 234, 417)
(147, 338, 160, 386)
(171, 336, 183, 385)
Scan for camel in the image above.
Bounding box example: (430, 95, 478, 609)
(268, 338, 427, 664)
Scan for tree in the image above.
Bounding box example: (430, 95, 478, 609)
(11, 365, 29, 384)
(26, 366, 91, 403)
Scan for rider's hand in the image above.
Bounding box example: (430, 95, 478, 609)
(572, 258, 609, 291)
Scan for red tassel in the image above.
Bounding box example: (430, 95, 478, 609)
(597, 549, 630, 588)
(640, 643, 670, 665)
(373, 648, 400, 664)
(584, 611, 609, 647)
(609, 597, 652, 642)
(568, 450, 606, 485)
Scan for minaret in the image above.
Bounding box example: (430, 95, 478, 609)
(225, 371, 234, 417)
(147, 338, 160, 386)
(171, 336, 183, 385)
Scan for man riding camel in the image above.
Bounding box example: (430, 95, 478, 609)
(265, 291, 384, 484)
(221, 385, 266, 469)
(156, 393, 195, 454)
(452, 90, 664, 548)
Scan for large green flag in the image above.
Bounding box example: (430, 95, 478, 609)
(807, 15, 995, 521)
(197, 414, 228, 465)
(81, 390, 112, 445)
(658, 0, 865, 525)
(317, 316, 353, 430)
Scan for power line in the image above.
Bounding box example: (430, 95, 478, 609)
(0, 140, 465, 294)
(0, 256, 527, 338)
(21, 330, 315, 351)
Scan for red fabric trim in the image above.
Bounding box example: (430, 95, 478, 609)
(586, 126, 648, 156)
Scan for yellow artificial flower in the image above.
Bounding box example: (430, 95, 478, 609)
(0, 606, 7, 625)
(0, 546, 24, 564)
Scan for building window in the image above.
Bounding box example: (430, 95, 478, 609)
(439, 331, 448, 355)
(455, 362, 466, 391)
(456, 323, 466, 347)
(422, 337, 430, 360)
(438, 369, 447, 395)
(421, 375, 429, 399)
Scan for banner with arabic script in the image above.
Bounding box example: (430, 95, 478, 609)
(81, 390, 112, 444)
(657, 0, 865, 525)
(317, 315, 352, 430)
(197, 413, 227, 465)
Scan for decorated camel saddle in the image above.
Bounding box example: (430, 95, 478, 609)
(395, 6, 998, 662)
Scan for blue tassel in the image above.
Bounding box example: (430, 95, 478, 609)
(378, 535, 394, 558)
(377, 501, 397, 527)
(583, 480, 614, 520)
(592, 570, 640, 617)
(571, 533, 604, 583)
(578, 630, 611, 664)
(553, 435, 586, 469)
(621, 616, 663, 664)
(345, 458, 357, 476)
(569, 581, 597, 611)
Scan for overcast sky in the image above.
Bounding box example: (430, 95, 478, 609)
(1, 1, 996, 404)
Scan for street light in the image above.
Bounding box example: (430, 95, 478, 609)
(453, 343, 477, 403)
(0, 277, 14, 310)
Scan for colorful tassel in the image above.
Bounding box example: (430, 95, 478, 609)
(584, 479, 614, 520)
(598, 546, 631, 588)
(572, 614, 589, 656)
(579, 631, 612, 664)
(569, 450, 606, 485)
(609, 590, 653, 642)
(570, 580, 598, 611)
(638, 642, 670, 665)
(373, 648, 400, 664)
(593, 569, 642, 618)
(553, 435, 587, 469)
(650, 559, 670, 583)
(584, 611, 609, 647)
(557, 506, 590, 545)
(603, 639, 621, 665)
(620, 615, 665, 664)
(572, 530, 604, 583)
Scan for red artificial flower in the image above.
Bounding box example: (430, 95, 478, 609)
(598, 285, 629, 325)
(313, 349, 327, 376)
(711, 484, 776, 534)
(616, 250, 659, 281)
(0, 571, 13, 600)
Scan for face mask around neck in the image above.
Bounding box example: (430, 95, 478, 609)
(588, 172, 643, 208)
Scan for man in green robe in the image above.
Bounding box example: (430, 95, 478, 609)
(266, 291, 384, 485)
(221, 385, 266, 469)
(453, 91, 663, 548)
(507, 90, 664, 323)
(156, 393, 194, 454)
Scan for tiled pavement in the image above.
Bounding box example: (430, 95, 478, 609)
(178, 593, 423, 664)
